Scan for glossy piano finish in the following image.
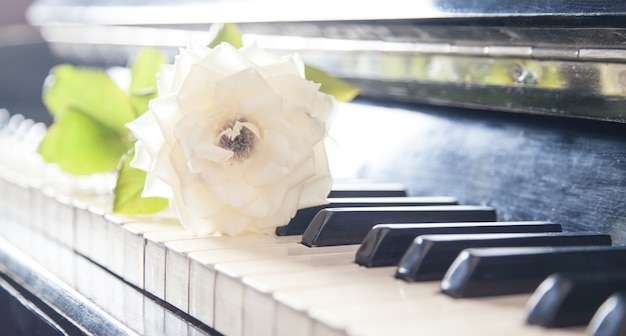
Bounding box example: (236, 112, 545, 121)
(442, 246, 626, 298)
(356, 221, 566, 267)
(301, 205, 497, 247)
(588, 291, 626, 336)
(527, 271, 626, 328)
(333, 101, 626, 245)
(276, 196, 457, 236)
(396, 232, 612, 281)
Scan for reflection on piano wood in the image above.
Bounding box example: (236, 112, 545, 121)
(1, 101, 625, 336)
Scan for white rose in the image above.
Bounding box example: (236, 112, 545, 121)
(126, 42, 336, 236)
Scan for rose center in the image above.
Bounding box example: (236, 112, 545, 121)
(218, 118, 257, 160)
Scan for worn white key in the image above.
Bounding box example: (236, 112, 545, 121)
(214, 251, 365, 336)
(12, 181, 29, 229)
(144, 229, 198, 299)
(188, 243, 358, 328)
(106, 214, 178, 283)
(73, 198, 93, 258)
(27, 184, 43, 230)
(272, 278, 431, 336)
(38, 188, 56, 235)
(344, 296, 586, 336)
(72, 195, 111, 264)
(88, 199, 112, 268)
(123, 220, 185, 288)
(242, 265, 392, 336)
(55, 194, 75, 249)
(309, 285, 585, 336)
(165, 234, 300, 313)
(41, 189, 62, 242)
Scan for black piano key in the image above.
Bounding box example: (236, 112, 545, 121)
(301, 205, 496, 247)
(327, 183, 407, 198)
(275, 196, 457, 236)
(396, 231, 611, 281)
(441, 246, 626, 298)
(356, 221, 564, 268)
(588, 291, 626, 336)
(527, 271, 626, 328)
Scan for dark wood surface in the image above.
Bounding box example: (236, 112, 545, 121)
(350, 98, 626, 244)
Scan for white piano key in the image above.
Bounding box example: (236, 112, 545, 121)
(106, 214, 172, 281)
(189, 325, 214, 336)
(214, 251, 363, 336)
(122, 280, 146, 335)
(39, 188, 56, 234)
(4, 177, 18, 221)
(86, 197, 113, 268)
(272, 279, 431, 336)
(308, 285, 585, 336)
(87, 201, 111, 267)
(123, 220, 185, 288)
(344, 296, 585, 336)
(144, 293, 166, 335)
(12, 181, 29, 227)
(73, 198, 93, 258)
(106, 218, 126, 278)
(27, 184, 43, 229)
(188, 242, 359, 328)
(56, 194, 76, 247)
(0, 177, 5, 214)
(242, 265, 393, 336)
(165, 308, 190, 336)
(144, 229, 197, 298)
(165, 234, 301, 313)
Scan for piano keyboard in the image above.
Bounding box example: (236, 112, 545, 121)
(0, 114, 621, 336)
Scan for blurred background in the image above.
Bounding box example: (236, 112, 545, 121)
(0, 0, 59, 125)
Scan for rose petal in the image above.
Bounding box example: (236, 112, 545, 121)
(141, 171, 173, 199)
(253, 185, 302, 229)
(214, 68, 274, 112)
(169, 146, 225, 217)
(176, 63, 221, 114)
(267, 74, 320, 108)
(174, 109, 234, 168)
(213, 208, 255, 236)
(240, 43, 282, 67)
(197, 43, 255, 76)
(311, 93, 337, 133)
(156, 64, 174, 95)
(283, 101, 326, 144)
(126, 111, 164, 161)
(241, 44, 305, 78)
(243, 130, 291, 186)
(130, 141, 152, 172)
(239, 179, 289, 218)
(149, 95, 183, 147)
(168, 48, 201, 95)
(298, 142, 333, 208)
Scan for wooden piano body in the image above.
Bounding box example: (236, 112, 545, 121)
(0, 0, 625, 335)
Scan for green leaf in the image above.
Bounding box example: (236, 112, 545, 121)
(129, 48, 168, 117)
(113, 151, 168, 215)
(43, 64, 136, 135)
(38, 109, 128, 175)
(304, 65, 360, 102)
(129, 48, 167, 93)
(208, 23, 243, 48)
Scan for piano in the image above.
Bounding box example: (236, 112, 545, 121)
(0, 0, 625, 335)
